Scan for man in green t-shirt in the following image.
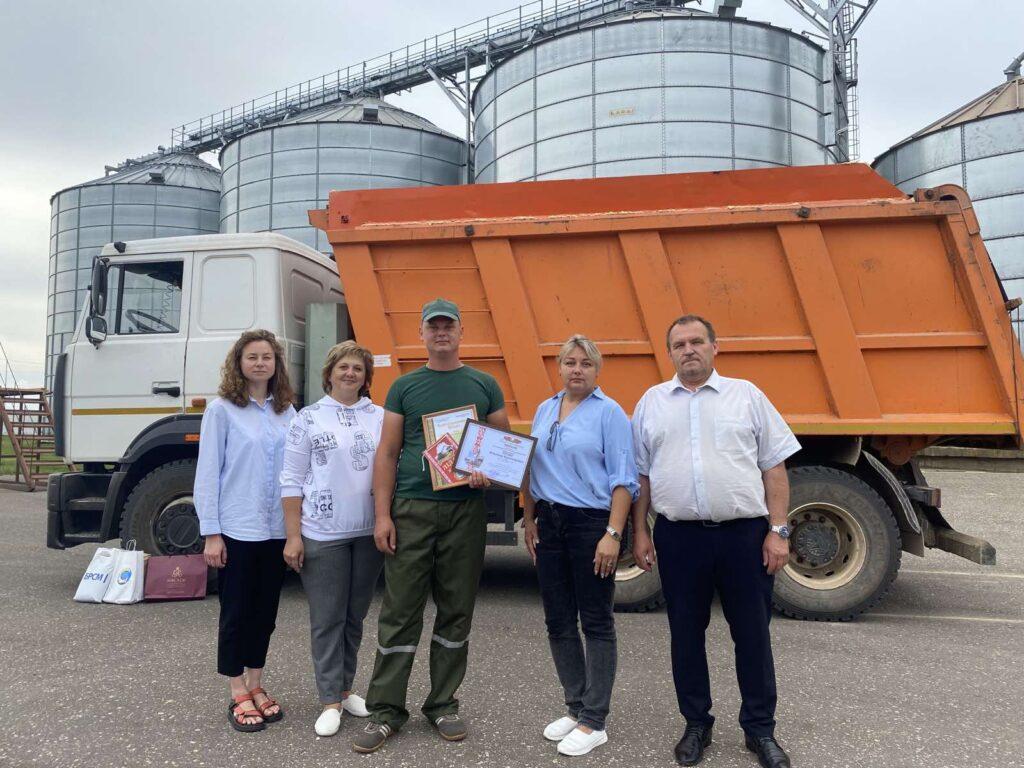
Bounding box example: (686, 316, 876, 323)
(353, 298, 509, 754)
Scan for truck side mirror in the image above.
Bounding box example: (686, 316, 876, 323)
(85, 315, 108, 347)
(89, 258, 109, 317)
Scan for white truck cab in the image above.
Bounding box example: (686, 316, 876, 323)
(47, 233, 341, 553)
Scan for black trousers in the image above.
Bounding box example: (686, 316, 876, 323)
(654, 516, 777, 738)
(217, 535, 287, 678)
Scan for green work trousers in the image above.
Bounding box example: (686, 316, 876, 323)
(366, 496, 487, 730)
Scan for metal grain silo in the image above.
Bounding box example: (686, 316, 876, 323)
(219, 96, 465, 253)
(873, 58, 1024, 344)
(46, 152, 220, 387)
(472, 9, 839, 183)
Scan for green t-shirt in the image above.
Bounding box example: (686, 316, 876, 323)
(385, 365, 506, 500)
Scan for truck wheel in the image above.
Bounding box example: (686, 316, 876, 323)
(773, 465, 901, 621)
(614, 512, 665, 613)
(119, 459, 216, 592)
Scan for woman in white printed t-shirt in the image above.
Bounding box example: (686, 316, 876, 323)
(280, 341, 385, 738)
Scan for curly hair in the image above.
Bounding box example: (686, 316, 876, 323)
(218, 329, 295, 414)
(321, 340, 375, 398)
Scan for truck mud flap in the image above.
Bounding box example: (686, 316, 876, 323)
(921, 506, 996, 565)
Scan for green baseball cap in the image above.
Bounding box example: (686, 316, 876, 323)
(422, 298, 461, 322)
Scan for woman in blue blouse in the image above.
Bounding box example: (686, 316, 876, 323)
(195, 329, 297, 732)
(523, 334, 639, 757)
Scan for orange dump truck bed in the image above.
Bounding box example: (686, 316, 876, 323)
(311, 164, 1024, 459)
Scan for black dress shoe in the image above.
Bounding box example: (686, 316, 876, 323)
(745, 735, 791, 768)
(674, 723, 713, 766)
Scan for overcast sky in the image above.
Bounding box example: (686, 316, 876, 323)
(1, 0, 1022, 386)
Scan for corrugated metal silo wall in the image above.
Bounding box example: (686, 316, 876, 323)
(219, 124, 466, 254)
(472, 14, 841, 183)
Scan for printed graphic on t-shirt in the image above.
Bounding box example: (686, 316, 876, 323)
(303, 469, 314, 486)
(338, 408, 355, 428)
(310, 432, 339, 466)
(301, 408, 317, 426)
(287, 423, 307, 446)
(351, 430, 376, 471)
(309, 489, 334, 520)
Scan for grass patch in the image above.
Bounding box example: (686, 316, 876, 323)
(1, 433, 63, 478)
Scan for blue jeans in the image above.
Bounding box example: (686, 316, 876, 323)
(535, 500, 617, 731)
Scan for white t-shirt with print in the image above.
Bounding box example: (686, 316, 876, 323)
(280, 395, 384, 541)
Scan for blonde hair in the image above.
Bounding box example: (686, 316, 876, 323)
(322, 340, 374, 397)
(218, 329, 295, 414)
(557, 334, 602, 372)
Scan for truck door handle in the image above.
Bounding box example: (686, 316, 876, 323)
(152, 385, 181, 397)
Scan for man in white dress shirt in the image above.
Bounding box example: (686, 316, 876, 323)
(630, 315, 800, 768)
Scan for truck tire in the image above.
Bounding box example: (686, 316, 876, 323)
(614, 512, 665, 612)
(119, 459, 216, 591)
(773, 465, 901, 621)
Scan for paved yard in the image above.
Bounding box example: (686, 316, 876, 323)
(0, 468, 1021, 768)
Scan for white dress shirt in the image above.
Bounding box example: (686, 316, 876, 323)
(279, 395, 383, 541)
(194, 395, 296, 540)
(632, 370, 800, 522)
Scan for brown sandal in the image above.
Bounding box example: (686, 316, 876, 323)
(250, 687, 284, 723)
(228, 693, 266, 732)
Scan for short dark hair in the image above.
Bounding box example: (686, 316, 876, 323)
(666, 314, 717, 349)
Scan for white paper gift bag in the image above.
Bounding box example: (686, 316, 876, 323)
(73, 547, 117, 603)
(101, 544, 145, 604)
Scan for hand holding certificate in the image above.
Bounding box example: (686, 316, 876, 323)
(453, 420, 538, 492)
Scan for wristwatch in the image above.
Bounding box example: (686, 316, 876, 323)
(605, 525, 622, 542)
(770, 524, 791, 540)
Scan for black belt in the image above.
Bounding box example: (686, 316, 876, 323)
(536, 499, 608, 516)
(667, 516, 764, 528)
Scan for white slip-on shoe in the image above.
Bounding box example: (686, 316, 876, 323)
(342, 694, 370, 717)
(557, 727, 608, 756)
(543, 716, 579, 741)
(314, 707, 342, 737)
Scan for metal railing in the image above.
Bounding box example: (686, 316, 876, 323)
(169, 0, 695, 154)
(0, 339, 18, 391)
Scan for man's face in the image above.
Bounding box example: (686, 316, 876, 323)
(668, 321, 718, 383)
(421, 316, 462, 354)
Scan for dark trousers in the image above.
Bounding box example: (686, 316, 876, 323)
(217, 535, 287, 678)
(535, 501, 617, 731)
(653, 516, 777, 738)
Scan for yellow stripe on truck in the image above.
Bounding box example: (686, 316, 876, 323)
(72, 404, 209, 416)
(72, 407, 183, 416)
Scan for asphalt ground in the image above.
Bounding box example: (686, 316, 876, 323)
(1, 468, 1022, 768)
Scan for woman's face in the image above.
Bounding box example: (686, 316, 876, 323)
(240, 340, 276, 385)
(559, 347, 598, 396)
(330, 355, 367, 399)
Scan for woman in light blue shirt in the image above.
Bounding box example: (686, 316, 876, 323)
(195, 329, 296, 733)
(522, 334, 639, 757)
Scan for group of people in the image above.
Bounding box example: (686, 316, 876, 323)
(194, 297, 800, 768)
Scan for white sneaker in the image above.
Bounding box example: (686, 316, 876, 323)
(314, 707, 342, 736)
(543, 716, 578, 741)
(342, 694, 370, 717)
(557, 727, 608, 756)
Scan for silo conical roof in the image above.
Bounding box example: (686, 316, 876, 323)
(278, 95, 459, 138)
(907, 76, 1024, 141)
(51, 151, 220, 201)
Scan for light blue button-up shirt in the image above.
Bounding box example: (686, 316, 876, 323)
(529, 387, 640, 510)
(194, 395, 295, 541)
